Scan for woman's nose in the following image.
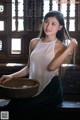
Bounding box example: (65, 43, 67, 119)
(46, 23, 51, 29)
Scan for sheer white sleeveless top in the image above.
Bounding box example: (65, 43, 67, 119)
(29, 39, 59, 96)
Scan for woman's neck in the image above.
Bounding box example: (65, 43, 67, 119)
(45, 36, 57, 42)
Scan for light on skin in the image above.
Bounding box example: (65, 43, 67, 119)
(43, 17, 62, 42)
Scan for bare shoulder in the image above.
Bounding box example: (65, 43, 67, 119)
(30, 37, 40, 50)
(55, 40, 67, 55)
(31, 37, 40, 42)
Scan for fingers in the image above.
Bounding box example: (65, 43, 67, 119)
(69, 38, 78, 50)
(0, 75, 11, 84)
(1, 78, 10, 84)
(0, 75, 5, 84)
(70, 38, 78, 45)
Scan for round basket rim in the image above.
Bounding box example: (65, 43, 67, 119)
(0, 78, 40, 90)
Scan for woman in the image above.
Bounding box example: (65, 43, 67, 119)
(0, 11, 77, 119)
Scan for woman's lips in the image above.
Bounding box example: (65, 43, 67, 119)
(45, 29, 51, 32)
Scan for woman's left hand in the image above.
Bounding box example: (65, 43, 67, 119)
(68, 38, 78, 50)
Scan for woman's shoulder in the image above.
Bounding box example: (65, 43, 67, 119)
(30, 37, 40, 44)
(30, 37, 40, 50)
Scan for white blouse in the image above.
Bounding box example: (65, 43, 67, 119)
(29, 39, 59, 96)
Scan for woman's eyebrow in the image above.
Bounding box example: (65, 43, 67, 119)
(51, 21, 58, 24)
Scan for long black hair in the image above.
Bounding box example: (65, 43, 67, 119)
(39, 11, 70, 42)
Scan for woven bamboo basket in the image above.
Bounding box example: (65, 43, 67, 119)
(0, 78, 39, 99)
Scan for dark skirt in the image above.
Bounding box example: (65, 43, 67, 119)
(6, 76, 63, 119)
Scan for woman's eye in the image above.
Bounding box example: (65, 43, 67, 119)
(45, 20, 48, 23)
(52, 23, 55, 25)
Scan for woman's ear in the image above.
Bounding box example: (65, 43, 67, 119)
(59, 25, 63, 30)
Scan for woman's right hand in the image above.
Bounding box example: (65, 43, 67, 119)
(0, 75, 13, 84)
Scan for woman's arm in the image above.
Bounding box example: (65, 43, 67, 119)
(0, 38, 39, 83)
(47, 38, 78, 71)
(10, 66, 29, 78)
(0, 41, 32, 83)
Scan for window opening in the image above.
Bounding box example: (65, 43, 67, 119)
(0, 40, 2, 51)
(11, 38, 21, 54)
(0, 21, 4, 31)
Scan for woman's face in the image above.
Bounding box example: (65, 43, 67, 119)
(43, 17, 62, 36)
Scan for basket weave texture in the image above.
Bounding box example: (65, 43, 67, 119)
(0, 78, 39, 99)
